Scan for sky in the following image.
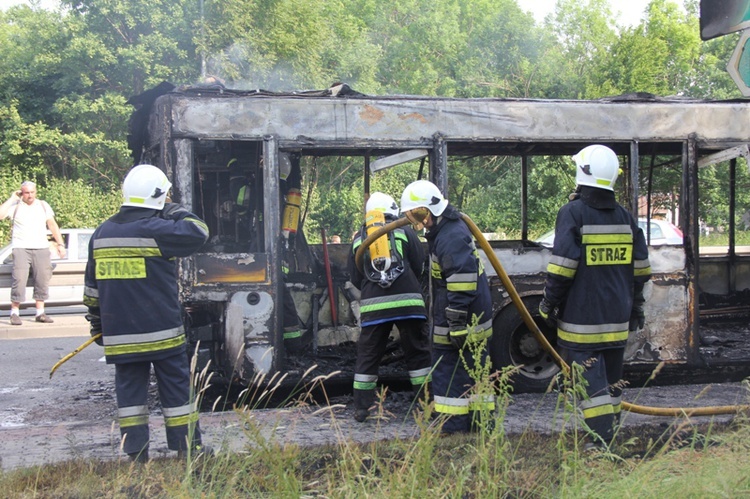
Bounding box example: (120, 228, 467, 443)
(2, 0, 657, 27)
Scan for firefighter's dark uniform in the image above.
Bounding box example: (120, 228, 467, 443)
(84, 205, 209, 456)
(424, 204, 494, 434)
(281, 249, 304, 353)
(543, 186, 651, 443)
(347, 218, 431, 416)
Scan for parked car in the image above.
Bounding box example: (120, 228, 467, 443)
(535, 218, 683, 248)
(0, 228, 94, 308)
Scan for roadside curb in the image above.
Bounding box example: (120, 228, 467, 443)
(0, 315, 89, 340)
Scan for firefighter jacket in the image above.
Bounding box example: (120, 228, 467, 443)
(423, 204, 493, 347)
(348, 217, 427, 327)
(84, 205, 209, 364)
(543, 186, 651, 350)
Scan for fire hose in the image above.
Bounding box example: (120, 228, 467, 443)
(355, 214, 750, 417)
(49, 333, 102, 379)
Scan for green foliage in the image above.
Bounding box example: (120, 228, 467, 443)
(40, 177, 121, 232)
(0, 0, 745, 240)
(0, 176, 120, 245)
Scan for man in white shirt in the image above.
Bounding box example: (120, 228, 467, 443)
(0, 181, 66, 324)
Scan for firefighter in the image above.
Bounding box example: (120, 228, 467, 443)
(279, 152, 305, 353)
(228, 151, 304, 353)
(400, 180, 495, 434)
(347, 192, 431, 422)
(84, 164, 210, 463)
(539, 144, 651, 449)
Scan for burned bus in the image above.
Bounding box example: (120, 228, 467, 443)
(127, 83, 750, 392)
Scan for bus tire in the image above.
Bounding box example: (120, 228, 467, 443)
(490, 295, 560, 393)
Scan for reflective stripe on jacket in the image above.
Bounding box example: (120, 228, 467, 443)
(424, 205, 493, 347)
(84, 206, 209, 364)
(543, 187, 651, 350)
(348, 222, 427, 327)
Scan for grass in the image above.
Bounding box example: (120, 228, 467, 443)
(4, 349, 750, 497)
(3, 415, 750, 498)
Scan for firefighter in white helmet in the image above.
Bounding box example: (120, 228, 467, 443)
(347, 192, 431, 422)
(84, 164, 211, 462)
(399, 180, 495, 434)
(539, 145, 651, 450)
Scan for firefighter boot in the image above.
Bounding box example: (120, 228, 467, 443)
(128, 447, 149, 464)
(353, 388, 375, 423)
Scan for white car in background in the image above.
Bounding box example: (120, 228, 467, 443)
(536, 218, 683, 248)
(0, 228, 94, 308)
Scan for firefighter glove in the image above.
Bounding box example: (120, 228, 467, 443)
(538, 298, 558, 329)
(445, 307, 468, 349)
(629, 304, 645, 332)
(86, 313, 103, 346)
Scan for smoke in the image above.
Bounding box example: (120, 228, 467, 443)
(203, 41, 331, 93)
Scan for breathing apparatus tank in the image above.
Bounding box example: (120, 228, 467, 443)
(361, 192, 405, 287)
(281, 188, 302, 240)
(364, 208, 392, 274)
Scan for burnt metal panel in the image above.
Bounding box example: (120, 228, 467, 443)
(164, 93, 750, 149)
(194, 253, 268, 284)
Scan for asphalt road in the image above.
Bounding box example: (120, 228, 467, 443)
(1, 310, 749, 471)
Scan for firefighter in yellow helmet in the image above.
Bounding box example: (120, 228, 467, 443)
(347, 192, 431, 422)
(539, 145, 651, 450)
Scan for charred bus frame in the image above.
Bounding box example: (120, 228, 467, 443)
(129, 84, 750, 391)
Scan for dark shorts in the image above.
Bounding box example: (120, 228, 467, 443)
(11, 247, 52, 303)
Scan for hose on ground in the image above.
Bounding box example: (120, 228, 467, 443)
(355, 214, 750, 417)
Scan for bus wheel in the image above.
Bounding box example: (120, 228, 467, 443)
(490, 295, 560, 393)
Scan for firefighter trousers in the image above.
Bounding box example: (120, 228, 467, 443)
(432, 344, 495, 434)
(283, 282, 304, 354)
(353, 318, 431, 412)
(114, 352, 202, 455)
(560, 346, 625, 444)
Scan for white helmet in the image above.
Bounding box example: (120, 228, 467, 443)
(122, 164, 172, 209)
(573, 145, 620, 191)
(400, 180, 448, 216)
(279, 152, 292, 181)
(365, 192, 399, 218)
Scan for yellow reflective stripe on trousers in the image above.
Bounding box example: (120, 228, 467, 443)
(165, 412, 200, 428)
(581, 394, 616, 419)
(469, 394, 495, 412)
(353, 373, 378, 390)
(119, 415, 150, 427)
(409, 367, 432, 386)
(434, 395, 470, 415)
(118, 404, 149, 428)
(557, 321, 629, 344)
(105, 334, 186, 356)
(163, 403, 199, 427)
(283, 329, 302, 339)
